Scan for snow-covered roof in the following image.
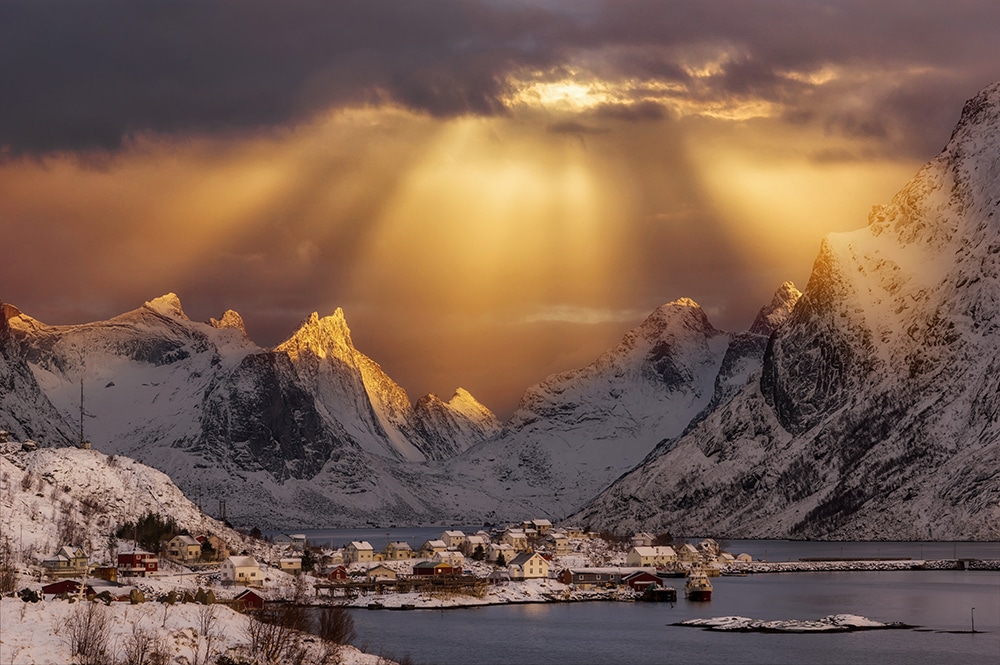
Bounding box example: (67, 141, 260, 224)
(423, 539, 446, 549)
(171, 535, 201, 547)
(349, 541, 374, 550)
(442, 530, 465, 537)
(631, 546, 676, 556)
(225, 556, 259, 569)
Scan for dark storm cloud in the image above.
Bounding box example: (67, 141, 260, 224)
(0, 0, 564, 153)
(2, 0, 999, 157)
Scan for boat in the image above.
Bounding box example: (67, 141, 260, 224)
(684, 568, 713, 601)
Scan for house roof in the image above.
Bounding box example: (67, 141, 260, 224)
(442, 530, 465, 537)
(56, 546, 86, 559)
(423, 539, 446, 549)
(531, 519, 552, 527)
(508, 552, 545, 567)
(349, 541, 374, 550)
(235, 589, 264, 600)
(171, 535, 201, 547)
(387, 541, 412, 550)
(226, 556, 259, 568)
(631, 546, 676, 557)
(413, 560, 453, 570)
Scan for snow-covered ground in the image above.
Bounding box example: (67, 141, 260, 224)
(676, 614, 909, 632)
(0, 597, 388, 665)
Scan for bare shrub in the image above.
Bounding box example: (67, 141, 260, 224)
(65, 601, 113, 665)
(244, 603, 308, 664)
(0, 537, 18, 594)
(119, 621, 170, 665)
(317, 605, 355, 646)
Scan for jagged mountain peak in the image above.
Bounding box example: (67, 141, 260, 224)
(208, 309, 249, 337)
(948, 80, 1000, 144)
(576, 82, 1000, 540)
(275, 307, 354, 360)
(144, 293, 188, 319)
(750, 281, 802, 335)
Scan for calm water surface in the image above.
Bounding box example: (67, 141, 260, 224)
(290, 531, 999, 664)
(344, 569, 999, 665)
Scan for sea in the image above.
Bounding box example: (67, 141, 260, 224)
(288, 530, 1000, 665)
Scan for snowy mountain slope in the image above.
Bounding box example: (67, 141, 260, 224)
(573, 83, 1000, 540)
(438, 296, 791, 522)
(0, 303, 76, 445)
(0, 444, 249, 562)
(2, 296, 500, 527)
(274, 310, 497, 462)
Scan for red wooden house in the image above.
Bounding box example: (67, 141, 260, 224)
(233, 589, 266, 611)
(412, 561, 457, 576)
(623, 570, 661, 591)
(118, 551, 159, 577)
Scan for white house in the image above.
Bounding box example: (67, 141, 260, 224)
(500, 529, 528, 551)
(507, 552, 549, 580)
(440, 530, 466, 549)
(42, 546, 89, 577)
(221, 556, 263, 587)
(488, 543, 516, 563)
(383, 541, 414, 560)
(677, 543, 701, 562)
(279, 557, 302, 574)
(631, 532, 655, 548)
(626, 546, 677, 568)
(420, 539, 448, 557)
(165, 535, 202, 563)
(434, 550, 465, 567)
(530, 519, 553, 536)
(547, 533, 571, 555)
(345, 541, 375, 565)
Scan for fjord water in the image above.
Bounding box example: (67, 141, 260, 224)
(312, 537, 1000, 665)
(348, 570, 999, 665)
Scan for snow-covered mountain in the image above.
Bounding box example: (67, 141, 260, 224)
(2, 295, 500, 527)
(442, 289, 800, 521)
(0, 303, 76, 446)
(573, 83, 1000, 540)
(0, 443, 249, 562)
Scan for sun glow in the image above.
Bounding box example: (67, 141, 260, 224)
(348, 116, 631, 315)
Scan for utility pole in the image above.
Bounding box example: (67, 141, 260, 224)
(971, 607, 976, 634)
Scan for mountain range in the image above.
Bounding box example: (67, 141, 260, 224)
(3, 82, 1000, 538)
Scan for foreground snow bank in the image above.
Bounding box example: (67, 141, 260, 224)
(676, 614, 911, 633)
(0, 598, 390, 665)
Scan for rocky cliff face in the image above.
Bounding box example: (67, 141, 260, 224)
(2, 295, 500, 527)
(574, 83, 1000, 540)
(0, 303, 76, 445)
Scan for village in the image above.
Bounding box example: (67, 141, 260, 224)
(21, 518, 748, 611)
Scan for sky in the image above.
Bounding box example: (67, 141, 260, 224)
(2, 1, 999, 418)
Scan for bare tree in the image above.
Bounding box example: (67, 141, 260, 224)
(190, 603, 222, 665)
(65, 601, 113, 665)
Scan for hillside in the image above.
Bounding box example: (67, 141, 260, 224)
(572, 83, 1000, 540)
